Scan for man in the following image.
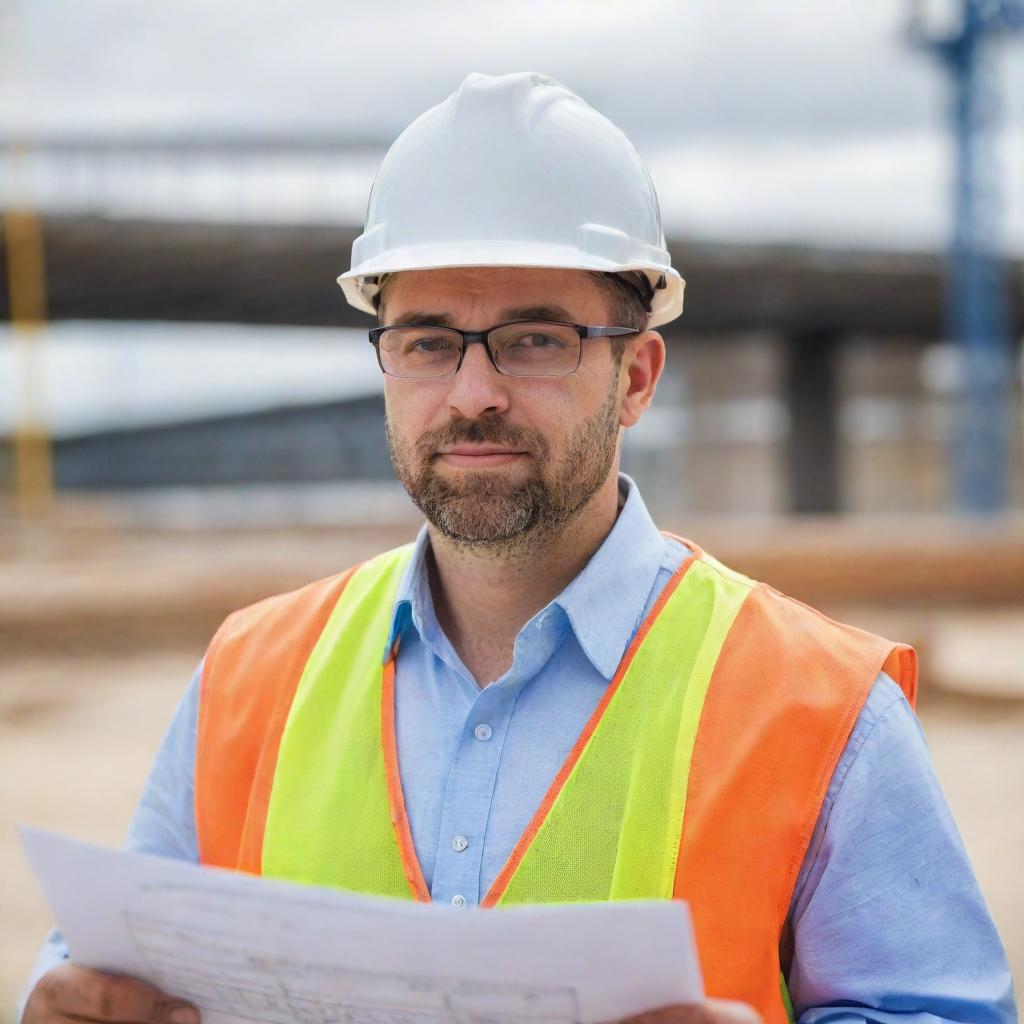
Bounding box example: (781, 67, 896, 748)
(20, 72, 1014, 1024)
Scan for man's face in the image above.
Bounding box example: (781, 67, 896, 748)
(380, 267, 629, 548)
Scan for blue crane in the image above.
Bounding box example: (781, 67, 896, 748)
(908, 0, 1024, 514)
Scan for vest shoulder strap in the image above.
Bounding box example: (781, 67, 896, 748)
(675, 557, 917, 1014)
(196, 566, 362, 868)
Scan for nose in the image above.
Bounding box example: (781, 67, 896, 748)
(444, 337, 512, 420)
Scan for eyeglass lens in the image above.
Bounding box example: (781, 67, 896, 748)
(377, 322, 581, 378)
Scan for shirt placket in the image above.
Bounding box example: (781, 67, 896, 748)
(428, 614, 565, 909)
(429, 681, 517, 908)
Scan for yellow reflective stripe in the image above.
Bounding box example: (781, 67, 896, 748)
(659, 557, 754, 897)
(497, 555, 754, 904)
(262, 545, 414, 895)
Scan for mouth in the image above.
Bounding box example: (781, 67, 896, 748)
(436, 447, 529, 467)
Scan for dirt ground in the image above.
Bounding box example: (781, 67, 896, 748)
(1, 649, 1021, 1021)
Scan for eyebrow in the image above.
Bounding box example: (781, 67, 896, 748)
(388, 304, 578, 327)
(502, 305, 576, 322)
(389, 310, 456, 328)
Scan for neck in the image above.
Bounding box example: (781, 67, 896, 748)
(426, 472, 623, 686)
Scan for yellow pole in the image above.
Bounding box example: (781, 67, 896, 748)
(3, 0, 54, 519)
(5, 196, 54, 518)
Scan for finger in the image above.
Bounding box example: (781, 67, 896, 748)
(21, 1004, 81, 1024)
(40, 966, 200, 1024)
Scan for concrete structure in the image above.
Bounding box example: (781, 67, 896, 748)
(2, 217, 1022, 514)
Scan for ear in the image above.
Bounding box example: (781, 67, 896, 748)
(619, 331, 666, 428)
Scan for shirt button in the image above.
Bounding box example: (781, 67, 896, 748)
(451, 894, 467, 908)
(474, 723, 492, 742)
(451, 835, 469, 853)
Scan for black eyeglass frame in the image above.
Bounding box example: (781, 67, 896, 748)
(368, 320, 638, 379)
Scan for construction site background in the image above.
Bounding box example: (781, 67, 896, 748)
(3, 1, 1023, 1017)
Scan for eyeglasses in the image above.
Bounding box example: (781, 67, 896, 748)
(369, 320, 637, 379)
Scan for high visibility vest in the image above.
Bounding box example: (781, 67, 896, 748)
(196, 538, 916, 1024)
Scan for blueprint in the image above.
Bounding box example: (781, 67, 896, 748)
(21, 828, 703, 1024)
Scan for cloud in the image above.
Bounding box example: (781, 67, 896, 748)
(1, 0, 1020, 252)
(0, 0, 980, 141)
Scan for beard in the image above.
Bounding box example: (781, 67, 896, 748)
(386, 376, 621, 549)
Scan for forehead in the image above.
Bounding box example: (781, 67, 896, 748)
(381, 266, 612, 321)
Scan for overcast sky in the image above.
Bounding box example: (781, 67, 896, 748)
(1, 0, 1022, 252)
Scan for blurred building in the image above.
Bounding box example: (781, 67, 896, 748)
(1, 144, 1022, 523)
(2, 220, 1021, 522)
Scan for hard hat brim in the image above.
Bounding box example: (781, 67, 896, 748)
(338, 242, 685, 328)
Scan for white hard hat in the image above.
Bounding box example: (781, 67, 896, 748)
(338, 71, 685, 328)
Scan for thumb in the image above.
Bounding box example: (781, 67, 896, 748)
(41, 965, 200, 1024)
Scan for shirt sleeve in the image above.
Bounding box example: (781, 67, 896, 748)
(14, 661, 203, 1024)
(786, 673, 1016, 1023)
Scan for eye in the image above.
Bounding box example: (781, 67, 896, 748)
(510, 331, 566, 350)
(406, 334, 456, 354)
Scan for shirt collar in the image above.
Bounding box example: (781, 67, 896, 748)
(384, 474, 667, 680)
(548, 474, 667, 679)
(385, 525, 434, 658)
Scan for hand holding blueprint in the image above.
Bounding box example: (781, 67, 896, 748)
(21, 828, 703, 1024)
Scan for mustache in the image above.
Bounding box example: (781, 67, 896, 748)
(415, 418, 549, 460)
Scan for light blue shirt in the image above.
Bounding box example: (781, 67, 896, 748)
(20, 478, 1015, 1023)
